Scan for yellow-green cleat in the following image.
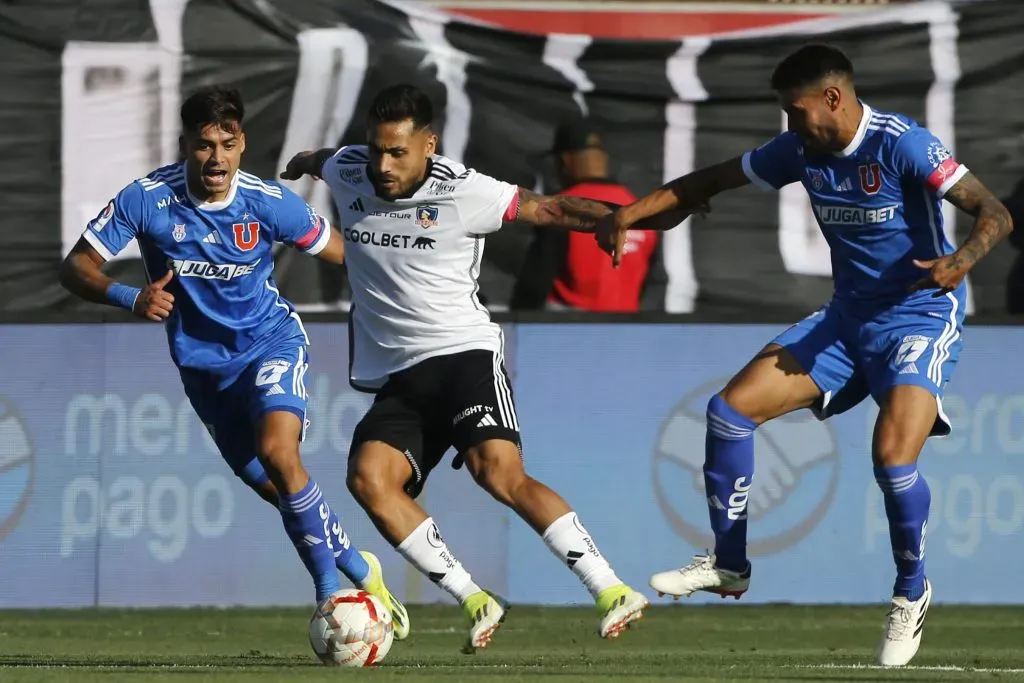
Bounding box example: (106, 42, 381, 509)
(596, 584, 649, 639)
(461, 590, 508, 654)
(359, 551, 410, 640)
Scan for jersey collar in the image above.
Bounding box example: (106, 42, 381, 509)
(834, 103, 872, 158)
(186, 164, 240, 211)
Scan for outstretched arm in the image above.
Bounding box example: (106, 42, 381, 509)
(912, 172, 1013, 293)
(615, 157, 749, 231)
(511, 189, 614, 232)
(512, 188, 706, 233)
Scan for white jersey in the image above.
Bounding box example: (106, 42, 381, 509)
(323, 146, 519, 389)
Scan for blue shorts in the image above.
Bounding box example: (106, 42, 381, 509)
(181, 336, 310, 483)
(772, 292, 966, 436)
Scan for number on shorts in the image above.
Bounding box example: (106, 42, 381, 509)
(256, 360, 292, 387)
(895, 337, 930, 366)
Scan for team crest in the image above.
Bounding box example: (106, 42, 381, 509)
(172, 224, 187, 242)
(807, 168, 826, 191)
(232, 220, 260, 251)
(415, 205, 439, 229)
(859, 163, 882, 195)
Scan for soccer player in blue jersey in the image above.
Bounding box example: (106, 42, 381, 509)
(600, 45, 1013, 666)
(59, 85, 410, 639)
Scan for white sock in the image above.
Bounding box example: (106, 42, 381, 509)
(396, 517, 481, 604)
(542, 511, 622, 600)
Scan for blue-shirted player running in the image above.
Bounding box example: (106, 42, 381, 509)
(59, 85, 410, 639)
(599, 45, 1013, 667)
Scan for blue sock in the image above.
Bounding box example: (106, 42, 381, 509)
(875, 464, 930, 601)
(279, 479, 343, 601)
(704, 395, 757, 572)
(241, 461, 369, 586)
(325, 508, 370, 586)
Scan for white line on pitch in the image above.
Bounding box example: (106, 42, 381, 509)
(796, 664, 1024, 674)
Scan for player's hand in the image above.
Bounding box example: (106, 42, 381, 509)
(280, 150, 321, 181)
(134, 270, 175, 322)
(910, 253, 971, 296)
(595, 212, 631, 268)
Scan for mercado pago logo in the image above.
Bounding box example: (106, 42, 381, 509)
(0, 397, 35, 541)
(651, 379, 842, 556)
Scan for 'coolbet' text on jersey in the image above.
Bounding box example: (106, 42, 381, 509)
(322, 146, 519, 390)
(743, 103, 968, 305)
(82, 163, 331, 387)
(742, 104, 968, 432)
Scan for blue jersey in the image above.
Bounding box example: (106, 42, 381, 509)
(82, 163, 331, 387)
(742, 104, 969, 304)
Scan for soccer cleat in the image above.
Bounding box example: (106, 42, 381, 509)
(461, 590, 508, 654)
(877, 579, 932, 667)
(649, 553, 751, 599)
(596, 584, 649, 639)
(358, 551, 410, 640)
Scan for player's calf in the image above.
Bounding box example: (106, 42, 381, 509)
(236, 458, 370, 588)
(462, 441, 648, 638)
(702, 394, 758, 573)
(349, 442, 491, 648)
(258, 412, 349, 601)
(871, 386, 935, 666)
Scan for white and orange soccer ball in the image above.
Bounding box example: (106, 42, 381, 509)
(308, 589, 394, 667)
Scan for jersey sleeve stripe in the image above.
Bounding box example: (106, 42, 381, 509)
(933, 163, 968, 198)
(867, 124, 907, 138)
(237, 172, 284, 198)
(297, 216, 331, 255)
(338, 149, 368, 161)
(741, 152, 775, 192)
(870, 114, 910, 132)
(431, 162, 457, 179)
(82, 228, 117, 261)
(237, 178, 283, 199)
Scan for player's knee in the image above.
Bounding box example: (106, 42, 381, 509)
(346, 445, 406, 507)
(706, 393, 760, 437)
(872, 426, 921, 468)
(463, 442, 527, 506)
(256, 435, 303, 483)
(715, 385, 765, 425)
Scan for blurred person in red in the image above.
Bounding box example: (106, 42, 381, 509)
(511, 121, 659, 312)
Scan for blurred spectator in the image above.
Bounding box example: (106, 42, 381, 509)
(510, 120, 659, 312)
(1004, 179, 1024, 313)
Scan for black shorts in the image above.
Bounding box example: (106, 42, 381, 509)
(350, 349, 521, 497)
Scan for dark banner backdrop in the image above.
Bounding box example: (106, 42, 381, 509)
(2, 0, 1022, 315)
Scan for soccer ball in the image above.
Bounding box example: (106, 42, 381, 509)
(308, 589, 394, 667)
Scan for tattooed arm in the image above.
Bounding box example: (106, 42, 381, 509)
(512, 188, 703, 233)
(511, 189, 614, 232)
(911, 172, 1014, 293)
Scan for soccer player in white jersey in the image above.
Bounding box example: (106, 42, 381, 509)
(281, 85, 695, 653)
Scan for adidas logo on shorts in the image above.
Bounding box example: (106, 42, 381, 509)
(477, 414, 498, 428)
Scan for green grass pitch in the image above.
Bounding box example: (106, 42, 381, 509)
(3, 604, 1024, 682)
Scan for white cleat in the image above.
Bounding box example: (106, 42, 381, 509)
(877, 579, 932, 667)
(649, 553, 751, 600)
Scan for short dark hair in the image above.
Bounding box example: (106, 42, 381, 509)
(367, 84, 433, 130)
(770, 44, 854, 92)
(180, 85, 244, 134)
